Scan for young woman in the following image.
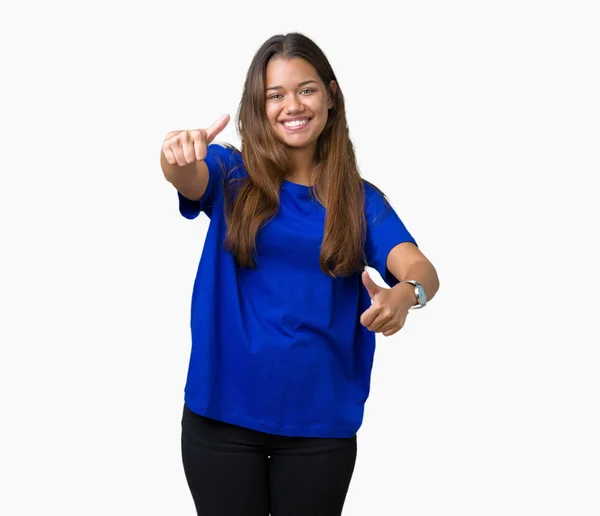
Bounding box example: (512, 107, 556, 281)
(161, 32, 439, 516)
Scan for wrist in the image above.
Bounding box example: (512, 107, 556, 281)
(394, 280, 428, 310)
(392, 282, 418, 310)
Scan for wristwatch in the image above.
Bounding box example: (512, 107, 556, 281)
(398, 280, 427, 310)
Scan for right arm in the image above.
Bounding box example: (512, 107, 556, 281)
(161, 153, 210, 202)
(160, 114, 230, 201)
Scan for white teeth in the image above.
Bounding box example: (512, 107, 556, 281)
(283, 119, 308, 127)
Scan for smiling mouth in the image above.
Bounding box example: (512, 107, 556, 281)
(281, 118, 311, 130)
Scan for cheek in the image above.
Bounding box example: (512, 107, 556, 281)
(314, 103, 330, 128)
(265, 104, 279, 124)
(311, 99, 329, 119)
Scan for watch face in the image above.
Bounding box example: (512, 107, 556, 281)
(416, 283, 427, 305)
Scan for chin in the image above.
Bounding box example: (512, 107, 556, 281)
(282, 139, 312, 149)
(277, 132, 318, 149)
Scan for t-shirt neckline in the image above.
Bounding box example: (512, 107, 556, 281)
(283, 179, 312, 188)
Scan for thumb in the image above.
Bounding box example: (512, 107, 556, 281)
(205, 114, 230, 143)
(362, 270, 380, 299)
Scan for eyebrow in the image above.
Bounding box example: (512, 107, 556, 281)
(265, 80, 319, 92)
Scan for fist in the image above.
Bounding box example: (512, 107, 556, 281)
(162, 114, 230, 167)
(360, 270, 411, 337)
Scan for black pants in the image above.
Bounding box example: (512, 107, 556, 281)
(181, 404, 357, 516)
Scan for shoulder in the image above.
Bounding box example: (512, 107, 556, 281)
(363, 179, 389, 200)
(207, 141, 241, 163)
(362, 180, 392, 217)
(206, 142, 246, 179)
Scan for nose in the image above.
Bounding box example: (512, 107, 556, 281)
(284, 94, 304, 114)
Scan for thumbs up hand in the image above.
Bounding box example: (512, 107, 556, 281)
(162, 114, 230, 167)
(359, 270, 413, 337)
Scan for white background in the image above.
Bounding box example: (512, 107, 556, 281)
(1, 0, 599, 514)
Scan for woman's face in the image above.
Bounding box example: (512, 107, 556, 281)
(264, 57, 335, 151)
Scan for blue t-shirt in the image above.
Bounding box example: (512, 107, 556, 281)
(177, 143, 416, 438)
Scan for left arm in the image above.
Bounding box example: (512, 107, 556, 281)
(386, 242, 440, 306)
(360, 242, 440, 336)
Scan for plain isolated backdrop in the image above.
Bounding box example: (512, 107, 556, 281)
(1, 0, 599, 514)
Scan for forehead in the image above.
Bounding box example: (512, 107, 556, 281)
(265, 57, 320, 87)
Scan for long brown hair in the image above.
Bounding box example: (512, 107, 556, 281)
(223, 33, 380, 277)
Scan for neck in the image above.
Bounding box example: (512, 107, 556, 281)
(286, 145, 317, 185)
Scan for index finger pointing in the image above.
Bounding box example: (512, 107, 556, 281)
(205, 114, 230, 143)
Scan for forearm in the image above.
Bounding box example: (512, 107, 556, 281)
(160, 151, 209, 201)
(391, 259, 440, 306)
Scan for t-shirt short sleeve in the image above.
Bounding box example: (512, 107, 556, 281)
(178, 143, 240, 219)
(364, 182, 417, 287)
